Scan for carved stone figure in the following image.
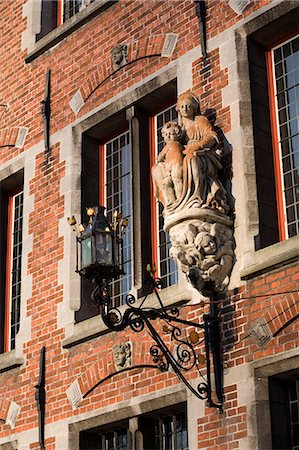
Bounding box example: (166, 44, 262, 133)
(111, 44, 128, 70)
(165, 90, 228, 215)
(169, 220, 234, 293)
(152, 121, 184, 206)
(113, 341, 132, 371)
(151, 90, 234, 295)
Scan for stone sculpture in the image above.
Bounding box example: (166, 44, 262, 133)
(152, 90, 234, 295)
(111, 44, 128, 70)
(152, 121, 184, 206)
(113, 341, 132, 371)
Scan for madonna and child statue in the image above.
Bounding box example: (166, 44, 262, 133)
(151, 90, 234, 295)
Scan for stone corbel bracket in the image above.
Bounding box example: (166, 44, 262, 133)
(0, 399, 21, 428)
(69, 33, 178, 114)
(165, 208, 235, 295)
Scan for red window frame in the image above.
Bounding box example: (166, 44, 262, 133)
(57, 0, 63, 26)
(4, 189, 23, 352)
(266, 32, 299, 241)
(266, 49, 286, 241)
(4, 194, 14, 352)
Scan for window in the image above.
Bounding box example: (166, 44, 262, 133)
(151, 106, 178, 289)
(5, 191, 23, 351)
(150, 411, 188, 450)
(63, 0, 94, 21)
(36, 0, 113, 42)
(79, 404, 188, 450)
(0, 172, 23, 353)
(80, 424, 129, 449)
(267, 35, 299, 240)
(80, 423, 129, 450)
(76, 81, 177, 323)
(269, 371, 299, 450)
(248, 15, 299, 250)
(101, 131, 132, 307)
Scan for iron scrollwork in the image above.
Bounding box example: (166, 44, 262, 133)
(94, 274, 224, 412)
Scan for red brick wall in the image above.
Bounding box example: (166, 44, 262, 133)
(0, 0, 297, 448)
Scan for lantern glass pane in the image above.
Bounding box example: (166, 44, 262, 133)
(96, 234, 113, 265)
(81, 236, 92, 269)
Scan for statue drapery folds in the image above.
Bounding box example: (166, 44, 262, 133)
(151, 90, 234, 295)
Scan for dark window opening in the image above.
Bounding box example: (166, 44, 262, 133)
(269, 370, 299, 450)
(140, 404, 188, 450)
(36, 0, 58, 41)
(80, 419, 129, 450)
(79, 403, 188, 450)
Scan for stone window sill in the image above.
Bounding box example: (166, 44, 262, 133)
(241, 235, 299, 280)
(25, 0, 117, 63)
(0, 350, 24, 374)
(62, 283, 192, 349)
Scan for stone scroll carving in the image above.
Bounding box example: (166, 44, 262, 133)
(152, 90, 234, 295)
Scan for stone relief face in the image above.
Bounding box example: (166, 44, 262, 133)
(112, 47, 123, 65)
(113, 342, 132, 370)
(111, 44, 128, 70)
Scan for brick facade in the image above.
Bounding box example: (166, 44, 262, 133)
(0, 1, 298, 449)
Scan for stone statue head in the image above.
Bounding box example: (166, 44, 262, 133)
(111, 44, 128, 70)
(176, 90, 200, 119)
(161, 121, 181, 143)
(113, 341, 131, 370)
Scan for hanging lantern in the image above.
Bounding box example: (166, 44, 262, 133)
(76, 206, 123, 281)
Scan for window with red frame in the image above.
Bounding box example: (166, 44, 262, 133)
(76, 81, 177, 323)
(248, 20, 299, 250)
(0, 173, 23, 353)
(267, 34, 299, 240)
(151, 106, 178, 289)
(36, 0, 97, 41)
(100, 131, 132, 308)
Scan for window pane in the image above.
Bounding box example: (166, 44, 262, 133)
(154, 106, 178, 288)
(104, 132, 131, 307)
(151, 411, 188, 450)
(273, 35, 299, 237)
(8, 191, 23, 350)
(63, 0, 96, 21)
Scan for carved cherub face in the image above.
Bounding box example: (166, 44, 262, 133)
(161, 122, 181, 143)
(112, 45, 126, 67)
(200, 235, 217, 255)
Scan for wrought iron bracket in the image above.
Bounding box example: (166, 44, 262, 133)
(35, 346, 46, 450)
(194, 0, 207, 61)
(93, 275, 224, 412)
(41, 70, 51, 167)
